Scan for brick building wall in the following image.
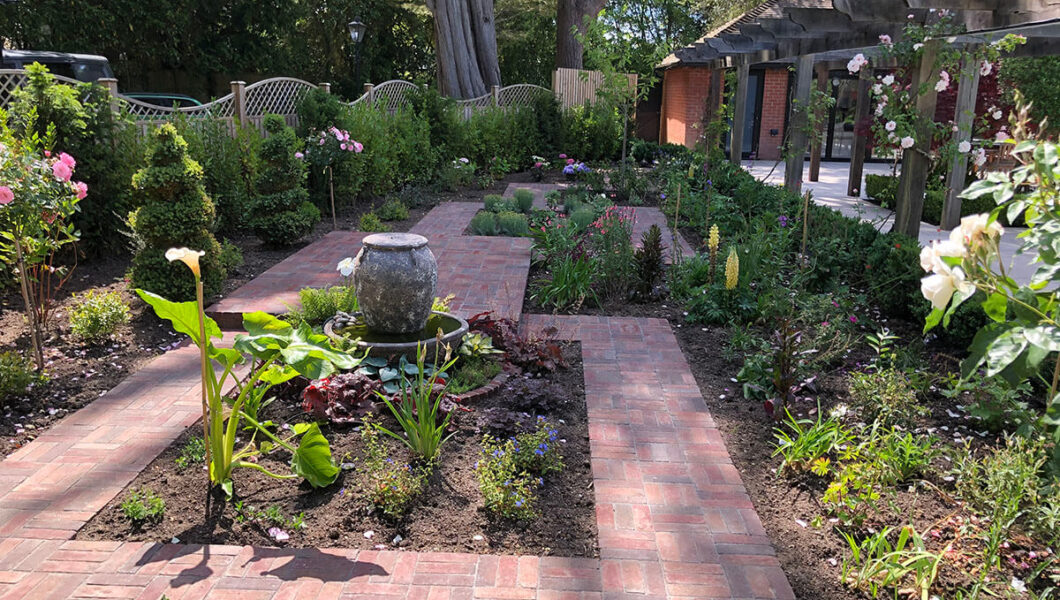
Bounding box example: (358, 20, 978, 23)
(756, 68, 789, 161)
(660, 65, 790, 159)
(660, 66, 714, 148)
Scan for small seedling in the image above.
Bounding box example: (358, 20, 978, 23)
(120, 488, 165, 524)
(175, 436, 206, 470)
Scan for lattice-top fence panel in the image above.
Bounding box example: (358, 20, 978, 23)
(244, 77, 317, 117)
(498, 84, 551, 108)
(120, 94, 235, 121)
(358, 80, 420, 113)
(0, 69, 85, 110)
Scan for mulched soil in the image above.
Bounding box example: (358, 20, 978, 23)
(78, 344, 598, 557)
(0, 173, 537, 460)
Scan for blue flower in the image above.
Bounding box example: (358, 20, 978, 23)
(492, 449, 504, 457)
(535, 449, 544, 456)
(504, 480, 511, 486)
(515, 499, 524, 507)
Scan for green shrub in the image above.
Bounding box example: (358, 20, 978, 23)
(69, 290, 130, 344)
(130, 124, 225, 301)
(376, 198, 410, 221)
(358, 212, 390, 233)
(865, 174, 898, 206)
(8, 64, 143, 255)
(864, 232, 921, 318)
(470, 211, 499, 236)
(477, 435, 541, 519)
(250, 115, 318, 245)
(848, 368, 924, 427)
(569, 207, 596, 231)
(532, 255, 597, 309)
(448, 356, 502, 395)
(561, 100, 622, 161)
(218, 239, 244, 272)
(511, 418, 564, 475)
(357, 418, 429, 518)
(0, 351, 41, 401)
(120, 488, 165, 524)
(284, 286, 358, 328)
(484, 194, 511, 213)
(496, 211, 530, 236)
(512, 188, 535, 213)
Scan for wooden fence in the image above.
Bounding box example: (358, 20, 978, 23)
(552, 67, 638, 110)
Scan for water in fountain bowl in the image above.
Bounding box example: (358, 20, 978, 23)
(324, 311, 469, 359)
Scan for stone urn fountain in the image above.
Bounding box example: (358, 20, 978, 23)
(324, 233, 468, 359)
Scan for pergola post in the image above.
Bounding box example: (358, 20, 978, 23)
(730, 62, 751, 165)
(703, 67, 724, 172)
(785, 54, 815, 194)
(809, 63, 829, 182)
(894, 41, 940, 239)
(942, 48, 982, 230)
(847, 65, 874, 197)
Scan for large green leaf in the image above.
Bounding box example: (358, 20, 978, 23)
(243, 311, 293, 336)
(290, 423, 339, 488)
(985, 327, 1029, 377)
(136, 289, 221, 345)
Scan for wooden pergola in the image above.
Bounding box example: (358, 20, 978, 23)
(661, 0, 1060, 237)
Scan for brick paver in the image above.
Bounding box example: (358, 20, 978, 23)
(0, 206, 792, 598)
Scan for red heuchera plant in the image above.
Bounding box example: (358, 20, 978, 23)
(467, 312, 565, 374)
(302, 372, 382, 424)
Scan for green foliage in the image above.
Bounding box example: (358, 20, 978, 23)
(952, 435, 1048, 533)
(633, 224, 664, 299)
(69, 290, 130, 344)
(865, 174, 898, 207)
(130, 124, 225, 301)
(840, 526, 944, 599)
(251, 115, 318, 245)
(357, 417, 429, 518)
(358, 212, 390, 233)
(284, 286, 358, 328)
(375, 199, 409, 222)
(569, 207, 596, 231)
(496, 211, 530, 236)
(484, 195, 512, 213)
(459, 333, 503, 359)
(448, 356, 502, 395)
(374, 344, 459, 462)
(999, 56, 1060, 130)
(171, 115, 259, 234)
(175, 436, 206, 470)
(848, 368, 925, 427)
(511, 417, 564, 475)
(512, 188, 535, 214)
(0, 351, 42, 402)
(532, 255, 598, 310)
(773, 410, 854, 474)
(469, 211, 500, 236)
(477, 435, 541, 520)
(7, 64, 143, 255)
(120, 488, 165, 524)
(561, 101, 622, 161)
(864, 232, 922, 318)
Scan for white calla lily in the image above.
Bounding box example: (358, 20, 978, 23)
(165, 247, 205, 277)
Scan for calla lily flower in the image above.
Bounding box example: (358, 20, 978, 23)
(166, 247, 206, 277)
(337, 257, 356, 277)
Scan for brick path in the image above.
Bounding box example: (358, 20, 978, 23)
(0, 202, 792, 599)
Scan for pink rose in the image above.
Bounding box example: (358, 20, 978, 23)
(566, 158, 575, 165)
(44, 150, 51, 158)
(52, 161, 72, 182)
(340, 143, 347, 151)
(58, 152, 76, 169)
(0, 186, 12, 205)
(353, 141, 363, 153)
(319, 138, 326, 145)
(73, 181, 88, 200)
(559, 154, 567, 159)
(295, 152, 304, 159)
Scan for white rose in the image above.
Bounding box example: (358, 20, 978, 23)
(882, 75, 895, 86)
(992, 110, 1003, 120)
(885, 121, 897, 132)
(974, 148, 988, 167)
(921, 263, 973, 311)
(901, 136, 915, 149)
(957, 213, 1004, 250)
(872, 84, 883, 95)
(958, 141, 972, 153)
(980, 61, 993, 77)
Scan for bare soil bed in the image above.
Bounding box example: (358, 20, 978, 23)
(78, 345, 600, 557)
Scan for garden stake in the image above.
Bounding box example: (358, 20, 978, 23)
(192, 262, 213, 515)
(328, 166, 337, 230)
(801, 191, 811, 267)
(671, 183, 681, 266)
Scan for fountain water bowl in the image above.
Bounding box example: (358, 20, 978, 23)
(324, 311, 468, 360)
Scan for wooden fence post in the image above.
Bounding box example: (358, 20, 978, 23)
(99, 77, 120, 114)
(363, 83, 374, 104)
(320, 82, 331, 94)
(231, 81, 247, 124)
(492, 85, 500, 106)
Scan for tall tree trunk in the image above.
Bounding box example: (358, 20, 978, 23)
(555, 0, 606, 70)
(428, 0, 501, 98)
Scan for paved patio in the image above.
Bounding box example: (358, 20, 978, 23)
(746, 160, 1038, 284)
(0, 197, 791, 599)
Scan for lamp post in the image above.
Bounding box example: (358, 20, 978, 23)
(348, 19, 367, 89)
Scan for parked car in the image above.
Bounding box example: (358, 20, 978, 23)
(123, 92, 203, 108)
(1, 49, 114, 82)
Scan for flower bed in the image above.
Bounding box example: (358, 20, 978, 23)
(77, 344, 599, 556)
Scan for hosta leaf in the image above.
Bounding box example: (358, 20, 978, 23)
(289, 423, 339, 488)
(379, 366, 400, 382)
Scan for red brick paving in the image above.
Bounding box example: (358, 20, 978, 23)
(0, 208, 792, 599)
